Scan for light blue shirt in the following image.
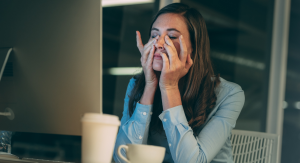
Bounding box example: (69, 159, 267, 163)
(113, 77, 245, 163)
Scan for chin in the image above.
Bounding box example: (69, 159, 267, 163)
(152, 62, 163, 71)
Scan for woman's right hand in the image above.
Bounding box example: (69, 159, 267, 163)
(136, 31, 159, 88)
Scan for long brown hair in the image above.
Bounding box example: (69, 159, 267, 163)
(128, 3, 220, 135)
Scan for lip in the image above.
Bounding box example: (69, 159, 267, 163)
(154, 53, 162, 60)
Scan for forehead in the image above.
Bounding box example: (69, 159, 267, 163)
(152, 13, 188, 32)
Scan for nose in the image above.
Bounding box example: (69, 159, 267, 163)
(155, 35, 165, 50)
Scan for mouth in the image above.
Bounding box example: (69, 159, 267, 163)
(154, 53, 162, 60)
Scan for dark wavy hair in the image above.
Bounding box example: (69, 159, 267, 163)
(128, 3, 220, 135)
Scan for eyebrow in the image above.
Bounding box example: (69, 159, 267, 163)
(151, 27, 181, 33)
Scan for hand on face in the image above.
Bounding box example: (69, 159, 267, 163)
(136, 31, 159, 87)
(159, 35, 193, 91)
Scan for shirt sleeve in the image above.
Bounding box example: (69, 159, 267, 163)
(158, 84, 245, 163)
(113, 78, 154, 163)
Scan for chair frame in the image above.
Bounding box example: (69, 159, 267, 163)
(231, 129, 279, 163)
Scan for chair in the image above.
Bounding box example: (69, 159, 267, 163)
(230, 129, 279, 163)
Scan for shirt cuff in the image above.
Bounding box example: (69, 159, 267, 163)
(131, 102, 153, 124)
(158, 105, 189, 128)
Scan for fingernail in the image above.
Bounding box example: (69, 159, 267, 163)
(180, 35, 183, 39)
(136, 31, 138, 35)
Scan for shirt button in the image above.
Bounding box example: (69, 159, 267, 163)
(163, 119, 167, 122)
(142, 112, 147, 115)
(150, 112, 153, 115)
(169, 144, 171, 147)
(139, 135, 142, 140)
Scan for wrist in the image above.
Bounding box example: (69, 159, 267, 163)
(139, 84, 157, 105)
(145, 78, 158, 87)
(160, 87, 180, 96)
(145, 83, 158, 90)
(159, 84, 179, 92)
(160, 87, 182, 110)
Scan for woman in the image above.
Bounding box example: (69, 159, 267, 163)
(113, 3, 245, 163)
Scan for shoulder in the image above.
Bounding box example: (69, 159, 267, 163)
(205, 77, 245, 121)
(218, 77, 243, 92)
(214, 77, 245, 109)
(215, 77, 244, 98)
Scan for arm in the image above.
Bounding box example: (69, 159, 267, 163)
(159, 85, 245, 163)
(114, 31, 160, 162)
(113, 78, 155, 163)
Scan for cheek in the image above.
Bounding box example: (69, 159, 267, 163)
(173, 42, 181, 55)
(173, 40, 193, 55)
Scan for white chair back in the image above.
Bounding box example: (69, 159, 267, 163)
(231, 129, 279, 163)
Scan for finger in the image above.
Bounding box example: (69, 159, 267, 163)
(163, 43, 177, 69)
(142, 43, 154, 64)
(136, 31, 144, 54)
(164, 35, 175, 48)
(144, 35, 159, 50)
(144, 37, 157, 51)
(146, 45, 155, 68)
(164, 35, 176, 52)
(142, 36, 158, 63)
(160, 53, 170, 72)
(179, 35, 188, 65)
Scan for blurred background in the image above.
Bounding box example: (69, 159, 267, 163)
(2, 0, 299, 162)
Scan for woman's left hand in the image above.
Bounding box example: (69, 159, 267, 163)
(159, 35, 193, 91)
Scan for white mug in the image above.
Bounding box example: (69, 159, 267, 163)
(117, 144, 165, 163)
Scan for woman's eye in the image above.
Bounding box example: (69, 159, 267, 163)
(151, 35, 158, 38)
(169, 36, 177, 39)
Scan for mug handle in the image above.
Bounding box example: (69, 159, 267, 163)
(117, 145, 130, 163)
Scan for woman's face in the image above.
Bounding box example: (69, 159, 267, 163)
(151, 13, 193, 71)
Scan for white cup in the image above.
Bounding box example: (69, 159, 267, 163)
(117, 144, 166, 163)
(81, 113, 120, 163)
